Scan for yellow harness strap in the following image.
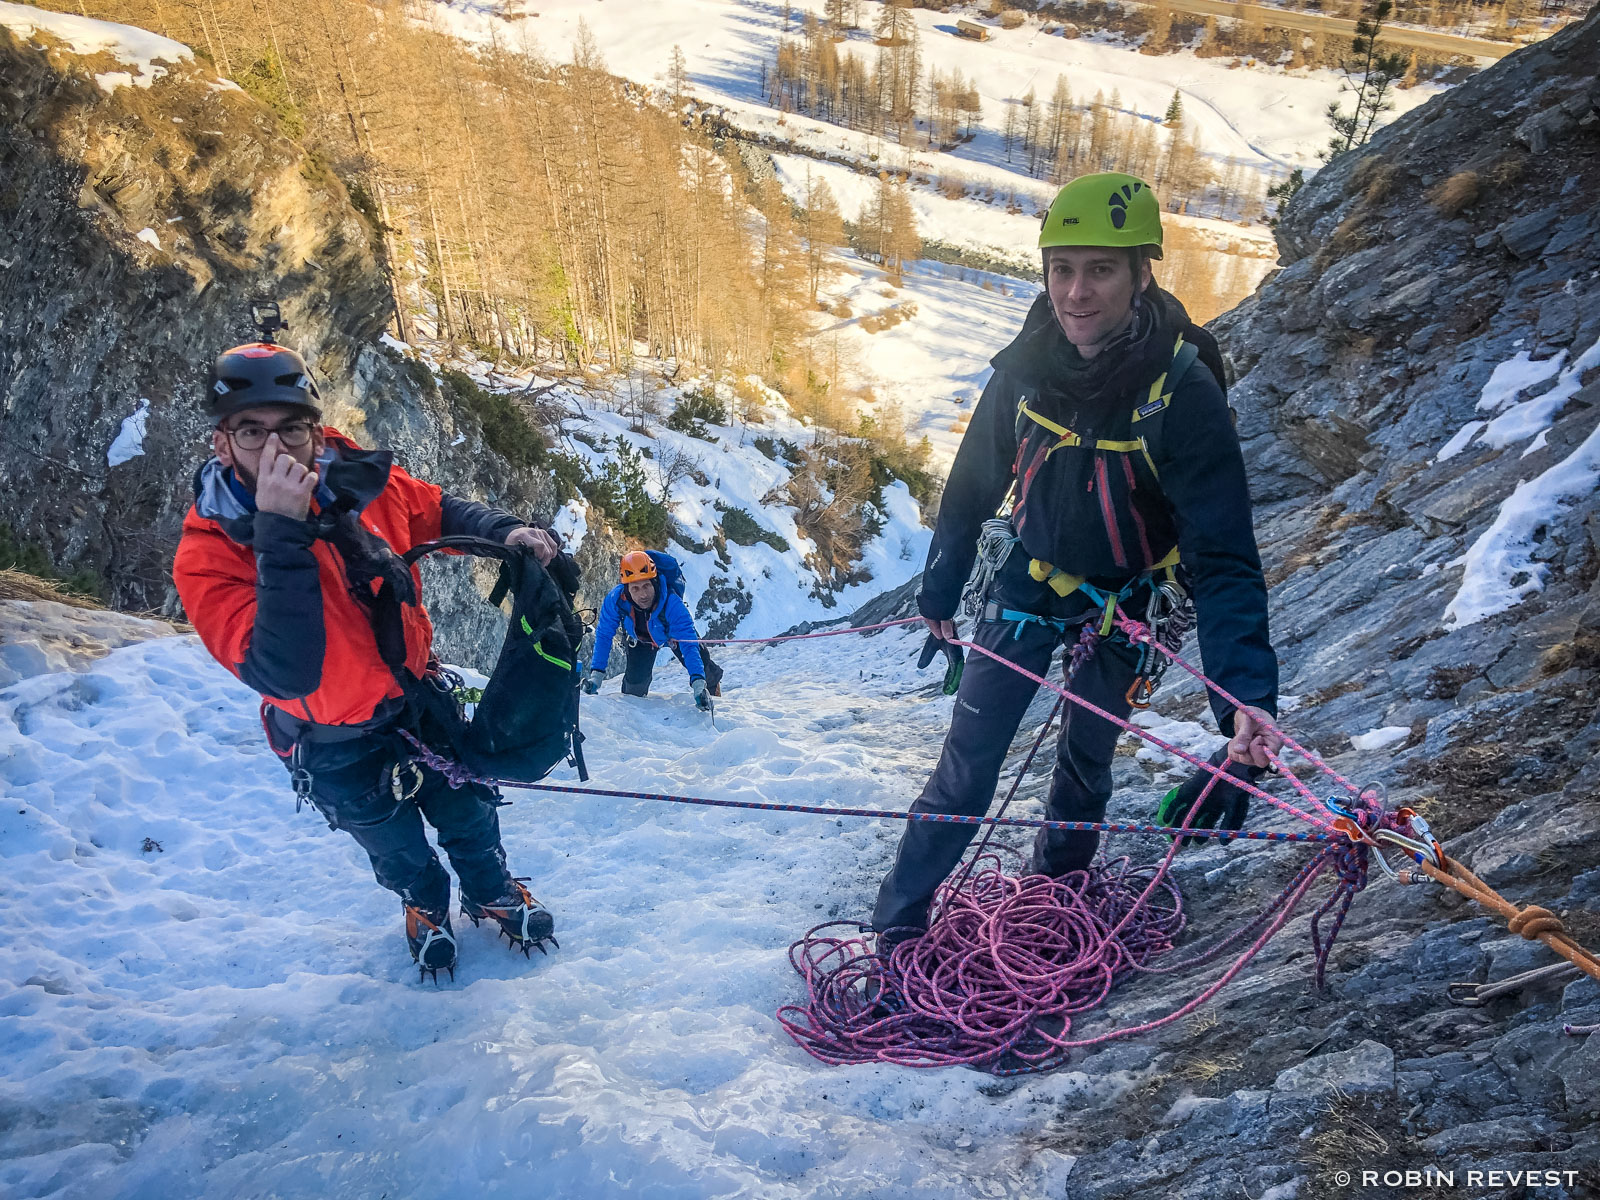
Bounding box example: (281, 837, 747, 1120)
(1028, 548, 1182, 636)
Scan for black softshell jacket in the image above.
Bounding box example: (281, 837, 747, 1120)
(919, 293, 1278, 727)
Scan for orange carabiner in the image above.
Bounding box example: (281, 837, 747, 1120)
(1126, 676, 1156, 710)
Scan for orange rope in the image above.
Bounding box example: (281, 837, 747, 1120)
(1400, 855, 1600, 983)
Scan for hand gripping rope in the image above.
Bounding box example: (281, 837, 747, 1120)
(403, 610, 1600, 1066)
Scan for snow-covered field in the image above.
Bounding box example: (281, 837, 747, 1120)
(447, 0, 1444, 187)
(1, 600, 1122, 1199)
(808, 254, 1035, 466)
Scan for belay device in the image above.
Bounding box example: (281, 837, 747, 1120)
(398, 536, 589, 784)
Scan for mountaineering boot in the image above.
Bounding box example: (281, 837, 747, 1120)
(461, 880, 558, 956)
(405, 903, 458, 983)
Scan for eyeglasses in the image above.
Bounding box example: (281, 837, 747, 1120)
(224, 420, 316, 450)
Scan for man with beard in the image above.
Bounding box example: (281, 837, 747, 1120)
(874, 173, 1283, 943)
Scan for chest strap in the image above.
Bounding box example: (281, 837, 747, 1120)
(1015, 334, 1197, 465)
(1027, 547, 1181, 636)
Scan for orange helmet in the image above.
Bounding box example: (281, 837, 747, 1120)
(619, 551, 658, 584)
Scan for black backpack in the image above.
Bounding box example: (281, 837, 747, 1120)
(398, 536, 589, 784)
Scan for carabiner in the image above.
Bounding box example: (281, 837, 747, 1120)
(1395, 807, 1446, 869)
(1126, 675, 1157, 710)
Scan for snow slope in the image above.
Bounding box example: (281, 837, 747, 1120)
(402, 348, 932, 635)
(0, 601, 1095, 1199)
(809, 254, 1036, 467)
(0, 585, 1375, 1194)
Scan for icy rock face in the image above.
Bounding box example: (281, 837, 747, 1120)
(0, 26, 618, 669)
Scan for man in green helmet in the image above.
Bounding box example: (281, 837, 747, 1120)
(873, 172, 1282, 942)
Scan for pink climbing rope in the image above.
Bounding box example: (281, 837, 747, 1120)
(409, 606, 1388, 1069)
(680, 617, 924, 645)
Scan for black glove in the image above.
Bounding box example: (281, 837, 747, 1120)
(916, 633, 965, 696)
(1154, 749, 1261, 843)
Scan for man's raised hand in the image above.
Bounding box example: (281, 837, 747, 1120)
(506, 525, 557, 566)
(255, 434, 319, 520)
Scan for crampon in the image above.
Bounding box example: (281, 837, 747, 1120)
(404, 904, 458, 984)
(461, 880, 558, 956)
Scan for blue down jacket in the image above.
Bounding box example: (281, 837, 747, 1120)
(591, 581, 706, 678)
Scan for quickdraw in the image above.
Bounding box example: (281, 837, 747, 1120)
(961, 516, 1021, 621)
(1125, 577, 1193, 708)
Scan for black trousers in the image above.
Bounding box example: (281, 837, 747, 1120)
(620, 640, 724, 697)
(282, 723, 515, 915)
(871, 614, 1144, 933)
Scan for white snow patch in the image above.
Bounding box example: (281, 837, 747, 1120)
(1349, 726, 1411, 752)
(551, 499, 589, 553)
(1260, 1180, 1305, 1200)
(380, 332, 413, 355)
(1443, 417, 1600, 628)
(1434, 419, 1485, 462)
(449, 432, 466, 446)
(106, 397, 150, 466)
(135, 226, 161, 250)
(1473, 335, 1600, 451)
(0, 0, 192, 90)
(0, 600, 173, 688)
(1127, 708, 1226, 775)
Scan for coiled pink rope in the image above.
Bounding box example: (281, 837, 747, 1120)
(771, 612, 1379, 1073)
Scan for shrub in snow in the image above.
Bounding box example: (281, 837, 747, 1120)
(664, 388, 728, 440)
(719, 507, 791, 554)
(439, 369, 549, 466)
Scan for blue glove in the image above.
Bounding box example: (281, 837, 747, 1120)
(691, 677, 713, 714)
(582, 669, 603, 695)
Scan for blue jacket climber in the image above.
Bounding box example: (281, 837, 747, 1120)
(586, 550, 723, 707)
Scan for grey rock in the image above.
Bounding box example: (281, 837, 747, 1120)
(1498, 206, 1562, 259)
(1272, 1040, 1395, 1098)
(1559, 1032, 1600, 1115)
(1563, 977, 1600, 1014)
(1421, 1115, 1559, 1155)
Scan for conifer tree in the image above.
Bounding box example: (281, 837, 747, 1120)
(668, 45, 689, 106)
(1324, 0, 1408, 157)
(1001, 96, 1022, 161)
(1164, 90, 1184, 128)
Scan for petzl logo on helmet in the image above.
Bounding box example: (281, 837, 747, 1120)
(1060, 216, 1079, 225)
(1106, 182, 1142, 230)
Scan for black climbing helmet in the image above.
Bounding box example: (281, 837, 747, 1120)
(207, 341, 323, 422)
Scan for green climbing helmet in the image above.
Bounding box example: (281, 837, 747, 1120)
(1038, 172, 1164, 260)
